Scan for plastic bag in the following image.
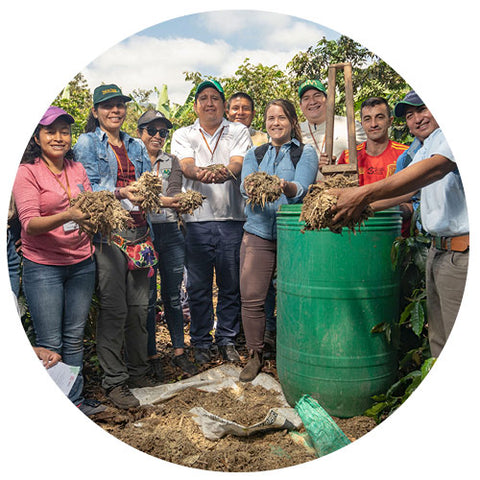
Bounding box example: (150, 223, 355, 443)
(295, 394, 351, 457)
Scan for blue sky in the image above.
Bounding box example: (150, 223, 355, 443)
(81, 10, 340, 105)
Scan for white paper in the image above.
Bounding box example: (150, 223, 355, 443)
(42, 361, 80, 396)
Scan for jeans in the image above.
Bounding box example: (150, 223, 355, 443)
(22, 257, 96, 405)
(94, 227, 151, 390)
(147, 222, 186, 355)
(185, 221, 244, 348)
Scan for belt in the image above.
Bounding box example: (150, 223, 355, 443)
(432, 234, 469, 252)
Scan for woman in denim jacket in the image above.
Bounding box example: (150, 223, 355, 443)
(239, 99, 318, 382)
(73, 84, 160, 409)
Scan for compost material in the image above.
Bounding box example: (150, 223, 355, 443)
(244, 171, 283, 208)
(200, 163, 236, 180)
(300, 175, 374, 233)
(70, 190, 132, 240)
(174, 190, 206, 215)
(130, 171, 164, 213)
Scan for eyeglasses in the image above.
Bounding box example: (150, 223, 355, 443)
(145, 126, 169, 138)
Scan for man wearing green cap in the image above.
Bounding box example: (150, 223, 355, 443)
(329, 90, 469, 358)
(171, 79, 252, 365)
(298, 79, 366, 178)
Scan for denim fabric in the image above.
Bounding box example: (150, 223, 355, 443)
(73, 127, 151, 193)
(94, 226, 151, 390)
(147, 222, 186, 354)
(7, 220, 21, 296)
(265, 280, 277, 332)
(240, 139, 318, 240)
(22, 257, 96, 405)
(184, 221, 244, 348)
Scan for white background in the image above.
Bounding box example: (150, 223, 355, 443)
(1, 1, 478, 478)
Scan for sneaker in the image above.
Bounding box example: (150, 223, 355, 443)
(239, 350, 264, 382)
(218, 344, 241, 362)
(77, 398, 106, 417)
(127, 371, 163, 389)
(107, 384, 140, 409)
(193, 347, 211, 365)
(172, 353, 199, 376)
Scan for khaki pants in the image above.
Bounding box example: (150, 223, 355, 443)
(426, 246, 469, 357)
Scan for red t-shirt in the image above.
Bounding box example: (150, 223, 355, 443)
(337, 140, 408, 186)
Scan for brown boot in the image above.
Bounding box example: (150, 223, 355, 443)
(239, 350, 263, 382)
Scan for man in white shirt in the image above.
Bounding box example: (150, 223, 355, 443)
(298, 79, 366, 177)
(171, 80, 253, 365)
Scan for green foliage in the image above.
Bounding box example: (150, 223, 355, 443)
(368, 230, 432, 422)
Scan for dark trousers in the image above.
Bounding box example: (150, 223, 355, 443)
(184, 221, 244, 348)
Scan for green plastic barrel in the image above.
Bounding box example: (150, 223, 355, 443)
(276, 205, 401, 418)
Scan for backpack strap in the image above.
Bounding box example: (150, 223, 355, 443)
(254, 142, 305, 167)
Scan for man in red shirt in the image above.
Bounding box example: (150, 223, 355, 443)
(338, 97, 408, 185)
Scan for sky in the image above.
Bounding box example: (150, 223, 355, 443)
(80, 10, 340, 105)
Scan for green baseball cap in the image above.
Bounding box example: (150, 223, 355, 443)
(298, 79, 327, 99)
(93, 84, 132, 106)
(195, 79, 225, 101)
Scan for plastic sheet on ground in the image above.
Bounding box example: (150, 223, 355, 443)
(130, 364, 303, 439)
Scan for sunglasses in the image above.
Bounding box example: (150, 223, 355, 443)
(145, 126, 169, 138)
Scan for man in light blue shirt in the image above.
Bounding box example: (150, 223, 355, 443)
(331, 91, 469, 357)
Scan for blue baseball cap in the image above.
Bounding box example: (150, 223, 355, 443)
(394, 90, 424, 118)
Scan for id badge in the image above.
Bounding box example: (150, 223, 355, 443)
(63, 221, 79, 232)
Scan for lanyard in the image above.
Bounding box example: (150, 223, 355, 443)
(200, 126, 225, 161)
(41, 157, 72, 200)
(308, 123, 326, 154)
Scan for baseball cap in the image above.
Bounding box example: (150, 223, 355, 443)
(195, 79, 225, 101)
(393, 90, 424, 118)
(39, 106, 74, 126)
(93, 84, 131, 106)
(298, 79, 327, 99)
(137, 110, 173, 129)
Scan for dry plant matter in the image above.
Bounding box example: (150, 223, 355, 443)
(174, 190, 206, 215)
(70, 190, 132, 240)
(200, 163, 236, 180)
(300, 175, 373, 233)
(244, 171, 283, 209)
(131, 171, 164, 213)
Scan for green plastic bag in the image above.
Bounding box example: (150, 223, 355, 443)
(295, 394, 351, 457)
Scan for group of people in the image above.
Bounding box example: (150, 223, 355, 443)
(8, 75, 469, 412)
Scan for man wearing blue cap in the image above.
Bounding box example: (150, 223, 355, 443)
(298, 79, 366, 178)
(171, 80, 252, 365)
(330, 90, 469, 357)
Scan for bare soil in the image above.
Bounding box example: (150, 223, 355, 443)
(83, 321, 377, 472)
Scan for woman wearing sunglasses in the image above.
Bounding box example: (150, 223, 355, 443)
(73, 84, 162, 409)
(137, 110, 198, 377)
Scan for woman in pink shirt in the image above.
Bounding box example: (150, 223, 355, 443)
(13, 106, 103, 417)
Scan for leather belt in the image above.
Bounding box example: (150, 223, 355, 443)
(433, 234, 469, 252)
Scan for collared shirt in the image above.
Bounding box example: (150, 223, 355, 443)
(240, 139, 318, 241)
(410, 128, 468, 237)
(171, 118, 252, 222)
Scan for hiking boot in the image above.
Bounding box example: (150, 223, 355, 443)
(77, 398, 106, 417)
(193, 347, 211, 365)
(239, 351, 264, 382)
(172, 352, 199, 376)
(107, 384, 140, 409)
(127, 371, 163, 389)
(148, 356, 165, 382)
(218, 344, 241, 362)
